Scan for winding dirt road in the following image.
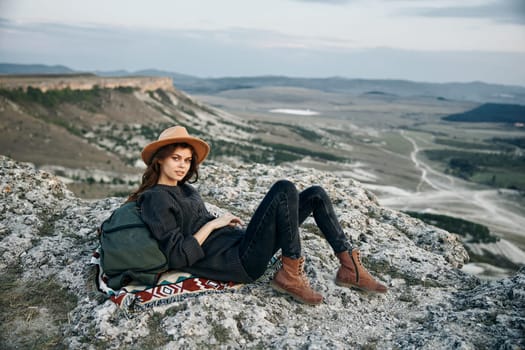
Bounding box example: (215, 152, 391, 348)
(377, 131, 525, 252)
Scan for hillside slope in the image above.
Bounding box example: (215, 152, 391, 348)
(0, 95, 133, 171)
(0, 74, 356, 197)
(443, 103, 525, 123)
(0, 75, 257, 196)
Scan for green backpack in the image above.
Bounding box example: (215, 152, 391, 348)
(99, 201, 168, 289)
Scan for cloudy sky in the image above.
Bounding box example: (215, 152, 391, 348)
(0, 0, 524, 85)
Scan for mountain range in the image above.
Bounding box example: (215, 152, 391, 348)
(2, 62, 525, 104)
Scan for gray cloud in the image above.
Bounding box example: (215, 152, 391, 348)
(404, 0, 525, 25)
(292, 0, 525, 24)
(1, 17, 524, 85)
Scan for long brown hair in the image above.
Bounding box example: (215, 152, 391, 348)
(126, 143, 200, 202)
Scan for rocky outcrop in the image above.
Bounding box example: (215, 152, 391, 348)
(0, 75, 174, 92)
(0, 155, 523, 349)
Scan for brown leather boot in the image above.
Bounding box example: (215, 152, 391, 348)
(336, 249, 387, 293)
(270, 256, 323, 305)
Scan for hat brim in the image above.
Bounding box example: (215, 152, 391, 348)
(141, 136, 210, 165)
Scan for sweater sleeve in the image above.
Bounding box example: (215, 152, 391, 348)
(138, 189, 205, 268)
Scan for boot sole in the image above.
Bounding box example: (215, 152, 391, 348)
(270, 281, 323, 305)
(335, 279, 387, 294)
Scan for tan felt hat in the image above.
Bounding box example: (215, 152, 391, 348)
(141, 126, 210, 165)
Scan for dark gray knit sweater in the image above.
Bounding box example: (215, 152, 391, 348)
(138, 184, 253, 283)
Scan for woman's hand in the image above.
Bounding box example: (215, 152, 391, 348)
(212, 213, 244, 229)
(193, 212, 244, 245)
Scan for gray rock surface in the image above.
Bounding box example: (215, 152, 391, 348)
(0, 155, 523, 349)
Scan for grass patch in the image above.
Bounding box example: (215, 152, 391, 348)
(382, 131, 413, 155)
(254, 139, 348, 163)
(211, 321, 231, 343)
(132, 312, 172, 348)
(39, 210, 63, 236)
(210, 137, 348, 165)
(218, 118, 257, 133)
(403, 211, 498, 244)
(404, 212, 521, 269)
(180, 105, 197, 117)
(470, 168, 525, 190)
(434, 138, 507, 151)
(263, 121, 322, 140)
(0, 265, 78, 349)
(423, 149, 525, 190)
(0, 86, 103, 109)
(150, 89, 173, 105)
(0, 86, 118, 135)
(115, 86, 137, 94)
(139, 124, 168, 141)
(209, 139, 296, 164)
(490, 136, 525, 149)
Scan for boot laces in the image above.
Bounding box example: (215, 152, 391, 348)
(297, 259, 311, 286)
(354, 250, 363, 266)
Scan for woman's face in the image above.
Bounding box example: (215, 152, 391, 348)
(157, 146, 193, 186)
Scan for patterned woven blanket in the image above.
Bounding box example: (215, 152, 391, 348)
(91, 251, 242, 313)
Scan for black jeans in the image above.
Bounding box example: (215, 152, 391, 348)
(239, 180, 352, 280)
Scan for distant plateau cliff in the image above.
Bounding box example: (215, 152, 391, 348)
(0, 74, 174, 93)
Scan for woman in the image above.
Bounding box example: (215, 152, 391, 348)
(128, 126, 387, 305)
